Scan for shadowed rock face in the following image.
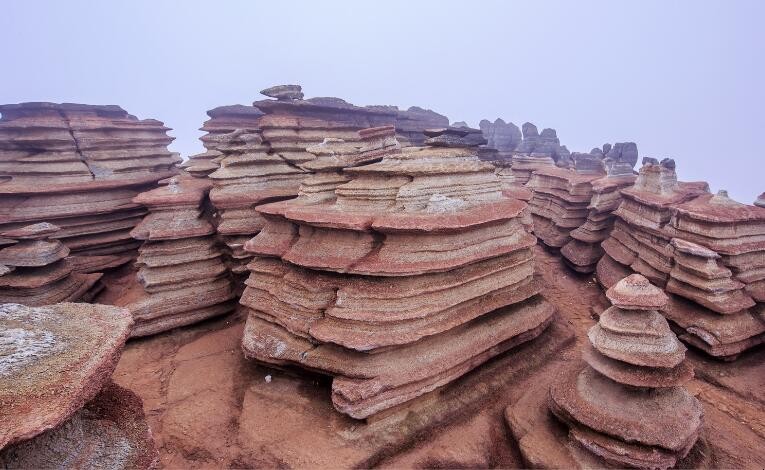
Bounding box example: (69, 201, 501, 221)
(0, 223, 102, 305)
(392, 106, 450, 146)
(479, 118, 522, 155)
(0, 102, 180, 274)
(118, 176, 236, 337)
(549, 274, 702, 469)
(241, 125, 555, 419)
(0, 382, 158, 470)
(0, 302, 133, 449)
(596, 161, 765, 360)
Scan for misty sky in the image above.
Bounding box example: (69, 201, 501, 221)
(2, 0, 763, 202)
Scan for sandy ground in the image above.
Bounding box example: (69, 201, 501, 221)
(103, 245, 765, 468)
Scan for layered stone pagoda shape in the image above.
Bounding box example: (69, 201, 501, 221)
(0, 223, 102, 305)
(561, 144, 638, 273)
(547, 274, 703, 469)
(117, 176, 236, 337)
(527, 152, 606, 252)
(596, 162, 765, 360)
(0, 302, 157, 468)
(182, 105, 264, 177)
(240, 125, 555, 419)
(0, 102, 179, 274)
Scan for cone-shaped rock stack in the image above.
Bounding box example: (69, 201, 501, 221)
(0, 102, 179, 273)
(240, 125, 555, 419)
(183, 105, 264, 177)
(597, 160, 765, 359)
(527, 152, 606, 251)
(0, 302, 157, 468)
(119, 176, 236, 337)
(0, 223, 102, 305)
(549, 274, 702, 469)
(561, 144, 638, 272)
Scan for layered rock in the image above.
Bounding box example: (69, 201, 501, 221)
(527, 152, 606, 251)
(549, 275, 702, 469)
(561, 144, 638, 272)
(597, 159, 709, 289)
(241, 126, 555, 419)
(0, 223, 102, 305)
(0, 102, 179, 273)
(182, 105, 264, 177)
(479, 118, 521, 158)
(118, 176, 236, 337)
(596, 161, 765, 359)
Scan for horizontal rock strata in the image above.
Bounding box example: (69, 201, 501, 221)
(0, 102, 179, 273)
(0, 223, 102, 305)
(241, 126, 555, 419)
(117, 176, 236, 337)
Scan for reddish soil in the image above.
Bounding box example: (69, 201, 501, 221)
(104, 245, 765, 468)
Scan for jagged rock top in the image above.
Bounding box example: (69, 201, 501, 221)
(606, 274, 669, 310)
(479, 118, 521, 153)
(0, 302, 133, 449)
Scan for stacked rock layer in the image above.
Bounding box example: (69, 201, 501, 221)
(561, 144, 639, 272)
(527, 153, 605, 252)
(597, 160, 765, 359)
(207, 85, 398, 281)
(182, 105, 264, 177)
(0, 223, 102, 305)
(118, 176, 236, 337)
(0, 302, 157, 468)
(549, 274, 702, 469)
(240, 126, 555, 419)
(0, 102, 179, 273)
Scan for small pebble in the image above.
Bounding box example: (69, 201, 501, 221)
(265, 374, 272, 383)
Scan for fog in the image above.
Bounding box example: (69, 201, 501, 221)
(2, 0, 763, 202)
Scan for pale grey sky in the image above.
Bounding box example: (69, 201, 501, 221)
(2, 0, 763, 202)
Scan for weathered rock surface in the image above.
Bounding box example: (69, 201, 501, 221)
(0, 381, 158, 469)
(241, 126, 555, 418)
(117, 176, 236, 337)
(0, 223, 102, 305)
(596, 160, 765, 359)
(392, 106, 449, 146)
(546, 275, 703, 469)
(0, 302, 133, 448)
(0, 102, 179, 273)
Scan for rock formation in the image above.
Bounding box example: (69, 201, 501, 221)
(0, 223, 102, 305)
(549, 274, 703, 469)
(206, 86, 397, 283)
(597, 160, 765, 359)
(755, 192, 765, 208)
(509, 123, 571, 185)
(392, 106, 449, 146)
(240, 125, 555, 419)
(182, 105, 264, 177)
(479, 118, 522, 158)
(0, 302, 157, 468)
(0, 102, 179, 274)
(527, 152, 606, 251)
(560, 144, 638, 272)
(118, 176, 236, 337)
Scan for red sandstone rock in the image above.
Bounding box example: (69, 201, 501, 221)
(0, 302, 133, 448)
(0, 102, 179, 272)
